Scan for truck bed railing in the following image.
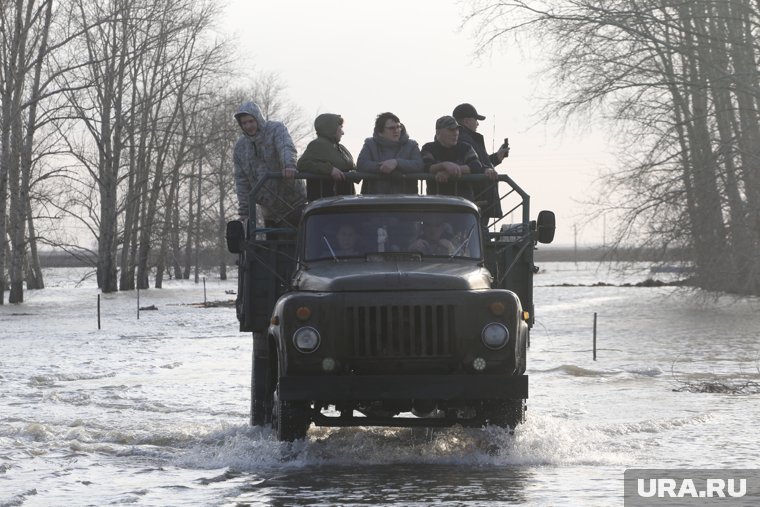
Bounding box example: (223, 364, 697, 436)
(247, 172, 530, 236)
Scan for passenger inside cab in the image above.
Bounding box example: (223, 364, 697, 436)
(305, 210, 482, 261)
(408, 216, 455, 255)
(333, 223, 360, 256)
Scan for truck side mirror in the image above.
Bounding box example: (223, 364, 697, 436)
(226, 220, 245, 254)
(536, 210, 556, 244)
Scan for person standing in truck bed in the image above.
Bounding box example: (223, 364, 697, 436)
(452, 102, 509, 220)
(420, 115, 482, 201)
(232, 101, 306, 228)
(356, 112, 424, 195)
(297, 113, 356, 201)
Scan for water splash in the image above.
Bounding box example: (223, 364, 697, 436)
(175, 414, 631, 472)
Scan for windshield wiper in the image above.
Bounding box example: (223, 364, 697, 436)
(322, 235, 338, 261)
(450, 225, 476, 259)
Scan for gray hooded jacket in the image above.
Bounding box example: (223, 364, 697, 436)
(233, 101, 306, 221)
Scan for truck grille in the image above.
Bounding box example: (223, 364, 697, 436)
(346, 305, 454, 358)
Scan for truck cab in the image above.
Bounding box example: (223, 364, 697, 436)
(227, 174, 554, 441)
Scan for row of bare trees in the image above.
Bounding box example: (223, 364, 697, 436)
(467, 0, 760, 295)
(0, 0, 308, 304)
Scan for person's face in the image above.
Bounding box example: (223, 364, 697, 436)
(335, 123, 344, 142)
(239, 114, 258, 136)
(336, 224, 357, 250)
(436, 127, 459, 147)
(380, 119, 402, 141)
(460, 117, 479, 131)
(422, 221, 446, 240)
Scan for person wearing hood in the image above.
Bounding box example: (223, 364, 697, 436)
(232, 101, 306, 227)
(452, 103, 509, 220)
(297, 113, 356, 200)
(356, 112, 424, 194)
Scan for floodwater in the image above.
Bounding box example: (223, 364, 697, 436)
(1, 263, 759, 506)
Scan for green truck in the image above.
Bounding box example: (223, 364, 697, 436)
(227, 174, 554, 441)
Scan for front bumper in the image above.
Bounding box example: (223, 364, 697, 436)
(279, 374, 528, 401)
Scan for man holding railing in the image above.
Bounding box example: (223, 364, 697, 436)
(232, 101, 306, 228)
(420, 115, 483, 201)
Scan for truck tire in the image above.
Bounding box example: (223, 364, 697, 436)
(272, 362, 310, 441)
(484, 398, 525, 430)
(251, 356, 272, 426)
(250, 333, 272, 426)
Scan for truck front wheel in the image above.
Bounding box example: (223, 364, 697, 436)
(250, 333, 273, 426)
(272, 362, 311, 441)
(484, 398, 526, 430)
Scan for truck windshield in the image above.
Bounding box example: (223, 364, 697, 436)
(304, 210, 482, 261)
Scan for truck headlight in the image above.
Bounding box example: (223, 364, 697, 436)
(293, 326, 320, 353)
(481, 323, 509, 350)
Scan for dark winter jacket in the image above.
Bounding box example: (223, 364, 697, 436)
(297, 113, 356, 200)
(420, 140, 482, 200)
(457, 125, 503, 218)
(356, 128, 424, 194)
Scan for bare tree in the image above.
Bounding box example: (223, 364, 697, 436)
(465, 0, 760, 295)
(1, 0, 308, 298)
(54, 0, 230, 292)
(16, 0, 54, 294)
(58, 0, 135, 293)
(195, 93, 239, 281)
(1, 0, 55, 303)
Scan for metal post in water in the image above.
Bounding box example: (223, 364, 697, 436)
(593, 312, 597, 360)
(97, 294, 101, 330)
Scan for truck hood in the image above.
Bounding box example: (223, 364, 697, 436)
(293, 260, 492, 291)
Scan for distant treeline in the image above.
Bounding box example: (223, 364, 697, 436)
(534, 246, 691, 263)
(38, 246, 688, 269)
(39, 250, 238, 270)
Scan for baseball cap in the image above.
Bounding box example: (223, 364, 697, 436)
(452, 103, 486, 121)
(435, 115, 460, 130)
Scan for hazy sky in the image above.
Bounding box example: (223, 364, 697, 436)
(221, 0, 615, 246)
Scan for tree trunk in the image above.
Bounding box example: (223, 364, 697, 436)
(119, 88, 139, 291)
(18, 0, 54, 294)
(25, 196, 44, 289)
(0, 98, 10, 305)
(673, 3, 728, 291)
(183, 160, 195, 280)
(8, 0, 35, 304)
(95, 6, 130, 294)
(171, 192, 183, 280)
(155, 150, 185, 288)
(217, 155, 228, 280)
(705, 1, 758, 294)
(194, 160, 202, 283)
(726, 0, 760, 293)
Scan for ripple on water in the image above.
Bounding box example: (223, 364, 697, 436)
(598, 413, 713, 436)
(27, 372, 117, 386)
(534, 364, 664, 379)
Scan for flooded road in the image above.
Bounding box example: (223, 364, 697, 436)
(1, 263, 759, 506)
